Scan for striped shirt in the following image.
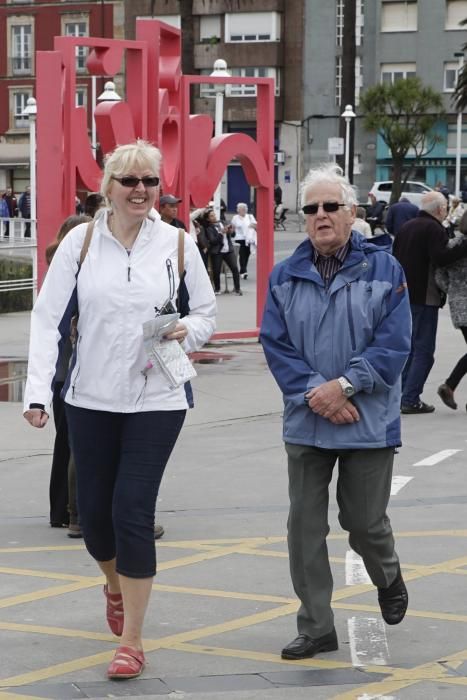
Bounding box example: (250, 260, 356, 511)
(312, 241, 350, 288)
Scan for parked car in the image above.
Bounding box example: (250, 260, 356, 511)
(369, 181, 434, 206)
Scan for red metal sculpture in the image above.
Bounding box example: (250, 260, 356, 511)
(36, 20, 274, 335)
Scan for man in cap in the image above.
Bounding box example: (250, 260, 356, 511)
(159, 194, 187, 229)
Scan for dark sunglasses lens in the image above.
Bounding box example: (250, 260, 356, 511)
(120, 177, 140, 187)
(141, 177, 160, 187)
(303, 202, 340, 215)
(119, 176, 160, 187)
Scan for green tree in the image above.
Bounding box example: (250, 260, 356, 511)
(360, 77, 444, 204)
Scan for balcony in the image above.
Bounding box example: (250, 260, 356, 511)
(195, 41, 283, 71)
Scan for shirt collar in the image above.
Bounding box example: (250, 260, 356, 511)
(312, 240, 350, 265)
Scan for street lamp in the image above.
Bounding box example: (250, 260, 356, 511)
(341, 104, 356, 180)
(454, 52, 465, 198)
(210, 59, 231, 219)
(91, 80, 122, 157)
(21, 96, 37, 300)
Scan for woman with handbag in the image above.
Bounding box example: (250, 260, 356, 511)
(23, 140, 216, 680)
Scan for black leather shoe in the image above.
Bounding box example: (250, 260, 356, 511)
(401, 401, 435, 414)
(378, 568, 408, 625)
(281, 628, 338, 660)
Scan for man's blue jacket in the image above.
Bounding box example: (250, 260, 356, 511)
(260, 231, 411, 449)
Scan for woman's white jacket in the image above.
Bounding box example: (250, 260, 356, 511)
(24, 209, 217, 414)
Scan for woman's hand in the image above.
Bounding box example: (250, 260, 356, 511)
(164, 322, 188, 344)
(24, 409, 49, 428)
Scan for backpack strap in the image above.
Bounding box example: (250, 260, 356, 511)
(78, 220, 95, 270)
(177, 228, 185, 277)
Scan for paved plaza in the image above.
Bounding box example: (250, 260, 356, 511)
(0, 221, 467, 699)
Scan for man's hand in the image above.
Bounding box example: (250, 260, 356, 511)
(306, 379, 358, 420)
(24, 409, 49, 428)
(328, 401, 360, 424)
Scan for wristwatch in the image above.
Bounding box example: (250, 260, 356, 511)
(337, 376, 355, 397)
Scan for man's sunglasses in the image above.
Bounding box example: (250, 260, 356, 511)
(111, 176, 160, 188)
(303, 202, 346, 215)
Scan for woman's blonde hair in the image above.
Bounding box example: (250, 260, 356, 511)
(100, 139, 162, 207)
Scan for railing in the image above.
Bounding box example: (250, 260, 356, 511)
(0, 217, 37, 295)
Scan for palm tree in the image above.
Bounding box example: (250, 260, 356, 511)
(453, 19, 467, 111)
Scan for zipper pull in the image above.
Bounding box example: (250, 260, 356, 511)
(128, 266, 131, 282)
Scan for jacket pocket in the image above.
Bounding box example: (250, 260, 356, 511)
(71, 336, 82, 399)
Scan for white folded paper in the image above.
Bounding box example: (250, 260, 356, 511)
(142, 313, 197, 389)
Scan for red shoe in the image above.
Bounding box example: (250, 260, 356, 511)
(107, 645, 146, 679)
(103, 584, 124, 637)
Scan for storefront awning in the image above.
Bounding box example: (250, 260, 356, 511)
(0, 143, 30, 167)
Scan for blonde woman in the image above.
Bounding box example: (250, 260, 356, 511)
(23, 140, 216, 680)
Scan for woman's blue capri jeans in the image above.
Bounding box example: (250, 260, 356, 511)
(66, 405, 186, 578)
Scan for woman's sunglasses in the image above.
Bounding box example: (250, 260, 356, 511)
(303, 202, 346, 215)
(112, 176, 160, 188)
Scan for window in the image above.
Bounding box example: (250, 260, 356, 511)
(225, 12, 280, 42)
(335, 56, 363, 106)
(381, 62, 416, 83)
(200, 67, 279, 98)
(76, 87, 87, 107)
(200, 15, 221, 42)
(381, 1, 417, 32)
(446, 0, 467, 29)
(11, 25, 32, 74)
(63, 20, 88, 72)
(444, 61, 462, 91)
(12, 90, 32, 129)
(336, 0, 365, 47)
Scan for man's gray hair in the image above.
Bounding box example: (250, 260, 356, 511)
(420, 191, 446, 214)
(300, 163, 358, 208)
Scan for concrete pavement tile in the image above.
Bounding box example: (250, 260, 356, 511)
(260, 667, 386, 687)
(161, 672, 274, 693)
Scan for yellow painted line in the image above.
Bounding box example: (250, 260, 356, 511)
(157, 543, 273, 571)
(333, 601, 467, 623)
(237, 547, 288, 558)
(0, 621, 113, 641)
(153, 582, 296, 604)
(330, 646, 467, 699)
(0, 602, 298, 687)
(0, 578, 102, 610)
(169, 641, 356, 670)
(0, 545, 85, 554)
(0, 566, 95, 582)
(0, 692, 47, 700)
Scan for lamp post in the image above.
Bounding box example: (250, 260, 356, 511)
(210, 59, 231, 219)
(341, 104, 356, 180)
(455, 52, 465, 198)
(92, 80, 122, 157)
(21, 96, 37, 300)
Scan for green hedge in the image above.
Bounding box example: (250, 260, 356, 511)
(0, 259, 33, 313)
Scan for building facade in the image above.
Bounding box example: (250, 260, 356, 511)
(0, 0, 123, 194)
(304, 0, 467, 202)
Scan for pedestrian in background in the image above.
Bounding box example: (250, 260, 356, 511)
(23, 140, 216, 680)
(385, 196, 419, 236)
(45, 213, 91, 536)
(202, 208, 242, 295)
(435, 209, 467, 411)
(230, 202, 257, 279)
(393, 191, 467, 414)
(159, 193, 186, 229)
(18, 185, 31, 237)
(260, 163, 411, 661)
(352, 206, 372, 238)
(2, 187, 17, 237)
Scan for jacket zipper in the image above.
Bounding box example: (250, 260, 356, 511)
(71, 336, 82, 398)
(346, 283, 356, 351)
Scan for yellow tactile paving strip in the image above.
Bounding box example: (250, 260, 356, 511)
(0, 531, 466, 699)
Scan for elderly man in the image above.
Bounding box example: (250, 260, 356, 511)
(260, 163, 411, 660)
(393, 191, 467, 413)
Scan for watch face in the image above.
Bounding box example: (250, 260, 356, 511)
(344, 386, 354, 396)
